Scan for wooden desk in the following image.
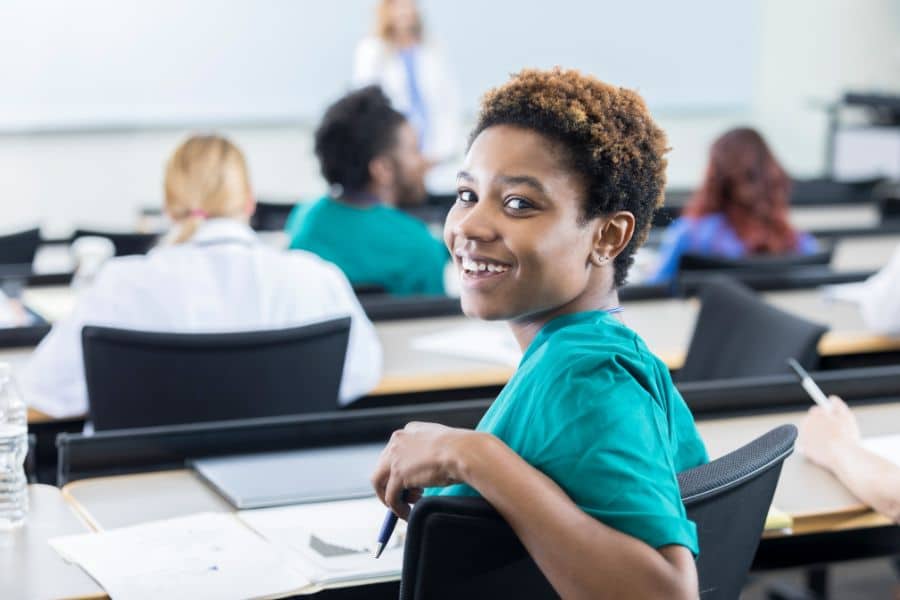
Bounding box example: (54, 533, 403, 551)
(2, 484, 104, 600)
(13, 285, 900, 405)
(370, 288, 900, 394)
(698, 403, 900, 535)
(55, 401, 900, 597)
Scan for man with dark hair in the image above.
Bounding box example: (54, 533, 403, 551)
(285, 86, 447, 296)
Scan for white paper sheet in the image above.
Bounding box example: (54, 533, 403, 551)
(820, 282, 868, 304)
(863, 433, 900, 467)
(410, 323, 522, 367)
(50, 512, 310, 600)
(238, 497, 405, 584)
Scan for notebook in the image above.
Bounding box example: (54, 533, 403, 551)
(191, 443, 384, 509)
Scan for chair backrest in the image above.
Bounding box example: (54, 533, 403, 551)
(400, 425, 797, 600)
(678, 278, 827, 381)
(0, 227, 40, 266)
(250, 201, 296, 231)
(73, 229, 159, 256)
(81, 317, 350, 430)
(361, 294, 462, 321)
(678, 248, 833, 273)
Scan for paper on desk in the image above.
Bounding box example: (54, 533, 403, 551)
(50, 512, 310, 600)
(238, 497, 405, 584)
(820, 281, 868, 304)
(410, 323, 522, 367)
(863, 433, 900, 467)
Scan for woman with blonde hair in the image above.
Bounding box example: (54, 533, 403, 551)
(23, 134, 382, 418)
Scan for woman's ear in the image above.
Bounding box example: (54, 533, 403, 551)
(589, 211, 635, 267)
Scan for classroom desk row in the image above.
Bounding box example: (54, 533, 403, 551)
(372, 287, 900, 397)
(7, 401, 899, 599)
(8, 282, 900, 423)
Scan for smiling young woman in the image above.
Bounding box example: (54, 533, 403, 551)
(371, 68, 708, 599)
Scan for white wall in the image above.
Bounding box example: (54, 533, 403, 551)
(1, 0, 898, 234)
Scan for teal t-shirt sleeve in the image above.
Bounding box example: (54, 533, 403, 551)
(284, 202, 309, 249)
(527, 354, 699, 555)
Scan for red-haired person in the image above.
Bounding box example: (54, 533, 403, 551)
(648, 128, 818, 283)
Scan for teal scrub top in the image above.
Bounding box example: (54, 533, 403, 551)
(431, 310, 709, 555)
(285, 196, 447, 296)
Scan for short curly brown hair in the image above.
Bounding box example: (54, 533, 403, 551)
(470, 67, 669, 287)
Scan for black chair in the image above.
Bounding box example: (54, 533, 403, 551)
(73, 229, 159, 256)
(0, 227, 40, 267)
(874, 181, 900, 223)
(678, 248, 833, 273)
(361, 294, 462, 321)
(250, 201, 296, 231)
(400, 425, 797, 600)
(81, 317, 351, 430)
(678, 278, 827, 381)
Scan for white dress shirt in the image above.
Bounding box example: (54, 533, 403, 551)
(22, 219, 383, 417)
(352, 36, 462, 168)
(858, 243, 900, 334)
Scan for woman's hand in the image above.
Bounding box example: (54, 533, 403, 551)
(798, 395, 861, 468)
(371, 422, 481, 519)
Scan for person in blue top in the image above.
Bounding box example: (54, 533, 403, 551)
(647, 127, 819, 284)
(371, 68, 708, 598)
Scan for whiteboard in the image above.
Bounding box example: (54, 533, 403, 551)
(0, 0, 757, 132)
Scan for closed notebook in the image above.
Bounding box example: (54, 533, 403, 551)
(191, 443, 384, 510)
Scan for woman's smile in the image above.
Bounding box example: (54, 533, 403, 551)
(455, 250, 513, 288)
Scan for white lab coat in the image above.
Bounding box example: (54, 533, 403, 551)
(352, 36, 463, 174)
(858, 243, 900, 334)
(21, 219, 382, 417)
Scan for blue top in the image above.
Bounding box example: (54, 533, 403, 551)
(647, 213, 819, 284)
(429, 310, 708, 554)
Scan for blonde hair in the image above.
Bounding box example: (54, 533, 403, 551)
(164, 134, 251, 244)
(374, 0, 422, 44)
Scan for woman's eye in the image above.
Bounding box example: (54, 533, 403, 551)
(504, 197, 534, 211)
(457, 190, 476, 204)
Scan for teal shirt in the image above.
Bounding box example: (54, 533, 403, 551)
(431, 310, 709, 554)
(285, 196, 447, 296)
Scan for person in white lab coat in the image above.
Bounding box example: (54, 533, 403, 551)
(352, 0, 462, 190)
(22, 134, 382, 418)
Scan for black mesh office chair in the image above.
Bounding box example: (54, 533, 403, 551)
(0, 227, 41, 267)
(400, 425, 797, 600)
(678, 278, 827, 382)
(73, 229, 159, 256)
(678, 248, 833, 273)
(82, 317, 350, 430)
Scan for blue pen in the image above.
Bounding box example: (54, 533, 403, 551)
(374, 490, 408, 559)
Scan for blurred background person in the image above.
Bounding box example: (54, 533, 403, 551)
(352, 0, 462, 193)
(22, 135, 382, 418)
(285, 86, 448, 296)
(648, 127, 819, 284)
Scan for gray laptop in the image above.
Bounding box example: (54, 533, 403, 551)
(190, 443, 384, 509)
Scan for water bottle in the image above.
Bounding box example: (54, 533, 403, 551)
(0, 363, 28, 529)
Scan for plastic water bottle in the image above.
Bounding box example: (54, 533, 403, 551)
(0, 363, 28, 529)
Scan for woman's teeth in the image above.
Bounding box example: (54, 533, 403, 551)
(461, 257, 510, 274)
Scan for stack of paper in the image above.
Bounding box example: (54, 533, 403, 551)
(411, 323, 522, 367)
(51, 498, 404, 599)
(238, 497, 405, 585)
(51, 513, 311, 600)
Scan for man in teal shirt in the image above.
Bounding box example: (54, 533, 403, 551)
(285, 86, 447, 296)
